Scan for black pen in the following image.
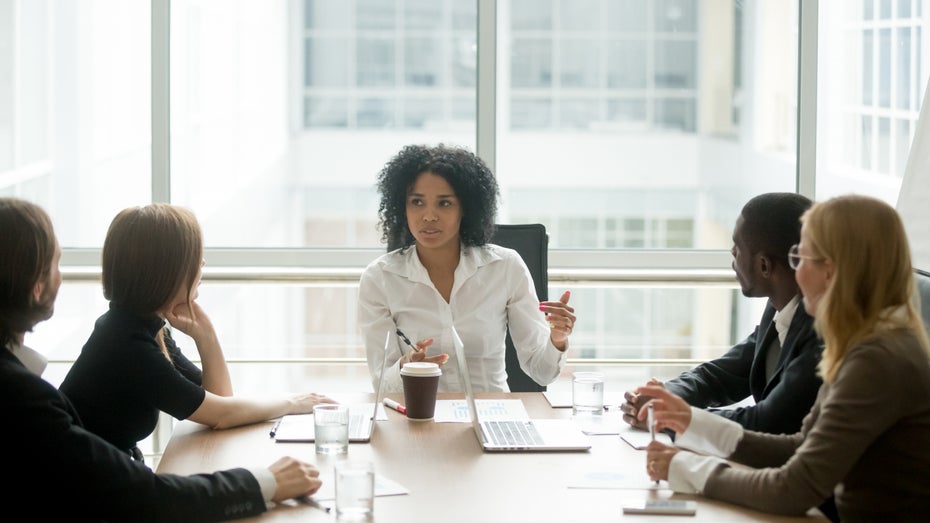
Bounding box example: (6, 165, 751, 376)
(396, 329, 419, 356)
(269, 418, 282, 438)
(297, 495, 331, 513)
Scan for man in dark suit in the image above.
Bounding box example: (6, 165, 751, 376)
(621, 193, 822, 435)
(0, 197, 322, 521)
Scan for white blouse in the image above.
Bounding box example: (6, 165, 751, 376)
(668, 407, 745, 494)
(357, 243, 567, 393)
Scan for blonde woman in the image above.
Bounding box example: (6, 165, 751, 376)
(61, 204, 334, 460)
(637, 195, 930, 521)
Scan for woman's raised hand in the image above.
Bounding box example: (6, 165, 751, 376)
(540, 290, 575, 349)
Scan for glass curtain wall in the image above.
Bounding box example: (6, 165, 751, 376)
(816, 0, 929, 202)
(2, 0, 151, 387)
(4, 0, 926, 402)
(497, 0, 801, 382)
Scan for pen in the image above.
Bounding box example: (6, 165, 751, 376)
(648, 403, 659, 485)
(297, 495, 331, 513)
(383, 397, 407, 414)
(396, 329, 421, 356)
(269, 418, 282, 438)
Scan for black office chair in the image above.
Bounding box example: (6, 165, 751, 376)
(385, 223, 550, 392)
(492, 224, 550, 392)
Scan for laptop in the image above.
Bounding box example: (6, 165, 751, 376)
(452, 328, 591, 452)
(273, 331, 390, 443)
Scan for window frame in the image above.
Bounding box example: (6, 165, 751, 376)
(59, 0, 812, 270)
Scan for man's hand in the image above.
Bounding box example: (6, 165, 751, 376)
(620, 378, 664, 429)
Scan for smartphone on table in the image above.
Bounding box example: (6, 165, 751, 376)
(622, 500, 697, 516)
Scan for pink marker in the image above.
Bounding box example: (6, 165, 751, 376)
(383, 397, 407, 414)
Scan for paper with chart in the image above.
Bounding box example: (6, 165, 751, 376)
(573, 410, 627, 434)
(433, 399, 530, 422)
(311, 473, 409, 503)
(619, 425, 673, 449)
(567, 469, 669, 490)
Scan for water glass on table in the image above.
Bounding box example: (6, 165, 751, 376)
(572, 371, 605, 417)
(314, 404, 349, 455)
(335, 460, 375, 520)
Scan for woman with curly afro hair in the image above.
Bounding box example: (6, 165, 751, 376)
(357, 144, 577, 393)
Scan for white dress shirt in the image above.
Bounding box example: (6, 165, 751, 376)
(765, 294, 801, 380)
(774, 295, 800, 347)
(10, 341, 48, 375)
(357, 243, 568, 393)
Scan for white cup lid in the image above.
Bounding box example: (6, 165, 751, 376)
(400, 362, 442, 377)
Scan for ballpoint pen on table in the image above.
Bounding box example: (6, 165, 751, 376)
(647, 403, 659, 485)
(383, 397, 407, 414)
(269, 418, 282, 438)
(297, 495, 331, 513)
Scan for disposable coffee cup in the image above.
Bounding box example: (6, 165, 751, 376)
(400, 362, 442, 421)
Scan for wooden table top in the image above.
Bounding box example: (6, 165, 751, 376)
(157, 392, 827, 522)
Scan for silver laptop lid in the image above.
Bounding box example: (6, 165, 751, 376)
(371, 329, 391, 418)
(451, 326, 487, 443)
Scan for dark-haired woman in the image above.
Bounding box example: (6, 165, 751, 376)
(358, 144, 577, 393)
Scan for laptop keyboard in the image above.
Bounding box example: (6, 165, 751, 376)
(348, 406, 376, 438)
(485, 420, 544, 446)
(348, 412, 365, 435)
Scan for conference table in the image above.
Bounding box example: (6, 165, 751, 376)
(156, 392, 828, 522)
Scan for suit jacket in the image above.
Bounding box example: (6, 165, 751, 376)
(1, 348, 266, 522)
(664, 301, 822, 434)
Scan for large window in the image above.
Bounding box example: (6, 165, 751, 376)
(303, 0, 477, 129)
(5, 0, 928, 414)
(508, 0, 699, 132)
(816, 0, 928, 202)
(166, 0, 478, 249)
(2, 0, 151, 385)
(0, 0, 151, 246)
(498, 0, 798, 362)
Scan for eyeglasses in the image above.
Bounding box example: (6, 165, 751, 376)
(787, 244, 821, 270)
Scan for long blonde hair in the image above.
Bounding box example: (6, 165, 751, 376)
(802, 195, 930, 383)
